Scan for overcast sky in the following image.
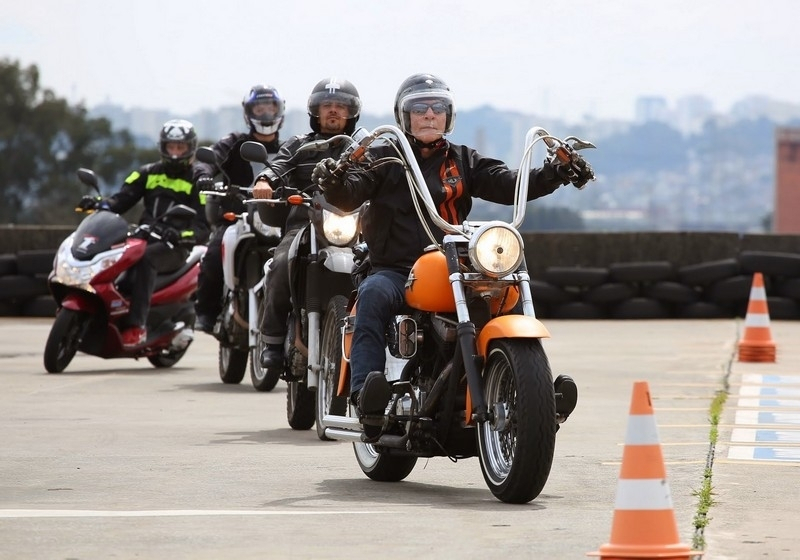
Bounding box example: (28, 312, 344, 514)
(2, 0, 797, 123)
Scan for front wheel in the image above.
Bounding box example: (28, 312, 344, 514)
(250, 297, 280, 392)
(43, 308, 88, 373)
(477, 338, 556, 504)
(316, 295, 349, 440)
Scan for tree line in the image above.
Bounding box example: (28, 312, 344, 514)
(0, 58, 585, 230)
(0, 58, 159, 225)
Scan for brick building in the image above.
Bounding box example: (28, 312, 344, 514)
(775, 127, 800, 233)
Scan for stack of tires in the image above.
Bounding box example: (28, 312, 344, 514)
(0, 250, 58, 318)
(531, 250, 800, 320)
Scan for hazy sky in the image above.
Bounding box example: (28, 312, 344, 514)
(2, 0, 797, 122)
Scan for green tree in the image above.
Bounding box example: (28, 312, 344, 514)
(0, 58, 155, 225)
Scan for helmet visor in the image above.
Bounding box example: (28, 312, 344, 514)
(400, 91, 454, 117)
(308, 91, 361, 118)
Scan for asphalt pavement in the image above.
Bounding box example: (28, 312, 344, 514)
(0, 317, 798, 559)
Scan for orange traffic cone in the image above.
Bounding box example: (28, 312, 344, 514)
(737, 272, 776, 363)
(588, 381, 702, 559)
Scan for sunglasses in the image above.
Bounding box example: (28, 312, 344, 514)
(408, 102, 449, 115)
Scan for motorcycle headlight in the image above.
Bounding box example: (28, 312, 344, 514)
(468, 222, 524, 278)
(51, 242, 125, 291)
(322, 208, 360, 247)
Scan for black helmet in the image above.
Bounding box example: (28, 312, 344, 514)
(307, 77, 361, 135)
(394, 73, 456, 136)
(159, 119, 198, 167)
(243, 85, 285, 136)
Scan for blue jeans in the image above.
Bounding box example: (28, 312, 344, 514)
(349, 269, 408, 394)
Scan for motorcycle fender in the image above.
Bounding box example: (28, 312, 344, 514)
(60, 293, 100, 314)
(475, 315, 550, 357)
(320, 247, 355, 274)
(337, 301, 357, 397)
(463, 316, 550, 426)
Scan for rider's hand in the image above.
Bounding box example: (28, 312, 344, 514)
(159, 226, 181, 246)
(568, 153, 595, 190)
(252, 177, 273, 199)
(195, 176, 216, 192)
(77, 195, 102, 212)
(312, 158, 342, 192)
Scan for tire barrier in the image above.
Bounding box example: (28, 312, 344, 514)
(0, 250, 58, 318)
(2, 243, 800, 320)
(538, 250, 800, 320)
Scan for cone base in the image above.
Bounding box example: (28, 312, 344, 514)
(588, 541, 700, 559)
(737, 345, 777, 363)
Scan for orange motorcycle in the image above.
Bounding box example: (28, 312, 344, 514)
(316, 125, 595, 503)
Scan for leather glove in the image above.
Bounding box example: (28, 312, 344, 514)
(77, 195, 102, 211)
(158, 226, 181, 246)
(567, 153, 594, 189)
(312, 158, 343, 192)
(195, 176, 216, 192)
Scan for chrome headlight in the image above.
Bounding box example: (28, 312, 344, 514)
(467, 222, 524, 278)
(322, 208, 360, 246)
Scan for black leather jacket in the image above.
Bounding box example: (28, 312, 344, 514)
(323, 139, 566, 272)
(196, 132, 282, 219)
(256, 132, 349, 231)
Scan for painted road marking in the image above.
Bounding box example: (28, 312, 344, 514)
(726, 447, 800, 461)
(0, 509, 396, 519)
(730, 428, 800, 444)
(727, 373, 800, 463)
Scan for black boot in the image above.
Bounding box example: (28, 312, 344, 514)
(354, 371, 391, 443)
(260, 344, 284, 368)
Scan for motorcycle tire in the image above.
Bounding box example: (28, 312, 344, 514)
(286, 380, 315, 430)
(352, 397, 417, 481)
(315, 295, 349, 441)
(219, 345, 248, 384)
(249, 299, 280, 392)
(147, 346, 190, 368)
(477, 338, 556, 504)
(43, 308, 87, 373)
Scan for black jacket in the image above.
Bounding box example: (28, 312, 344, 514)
(106, 161, 210, 244)
(196, 132, 283, 217)
(256, 132, 350, 231)
(323, 140, 566, 272)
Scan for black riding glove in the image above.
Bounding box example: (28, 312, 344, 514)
(158, 226, 181, 246)
(195, 176, 216, 192)
(77, 195, 102, 212)
(312, 158, 343, 192)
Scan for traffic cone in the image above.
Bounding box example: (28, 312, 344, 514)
(588, 381, 702, 559)
(737, 272, 776, 363)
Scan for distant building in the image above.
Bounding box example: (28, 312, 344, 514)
(635, 96, 669, 124)
(774, 127, 800, 233)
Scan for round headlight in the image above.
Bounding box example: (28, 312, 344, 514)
(322, 208, 359, 246)
(468, 222, 524, 278)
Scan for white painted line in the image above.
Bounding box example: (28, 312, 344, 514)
(731, 428, 800, 444)
(726, 446, 800, 462)
(0, 509, 396, 519)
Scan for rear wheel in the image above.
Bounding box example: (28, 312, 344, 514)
(316, 295, 349, 440)
(219, 345, 248, 384)
(43, 308, 87, 373)
(286, 380, 316, 430)
(353, 397, 417, 481)
(147, 345, 190, 368)
(477, 338, 556, 504)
